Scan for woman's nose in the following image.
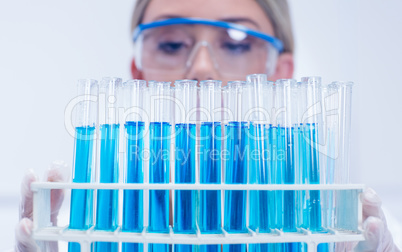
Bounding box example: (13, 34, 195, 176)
(185, 42, 220, 82)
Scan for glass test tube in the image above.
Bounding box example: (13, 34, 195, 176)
(173, 80, 197, 252)
(320, 84, 336, 234)
(148, 81, 171, 252)
(247, 74, 276, 252)
(299, 76, 329, 252)
(277, 79, 301, 252)
(300, 77, 323, 233)
(276, 79, 297, 231)
(264, 81, 279, 237)
(247, 74, 268, 230)
(268, 81, 284, 234)
(199, 80, 222, 252)
(121, 80, 147, 252)
(94, 77, 122, 252)
(68, 79, 98, 252)
(333, 82, 357, 232)
(335, 81, 353, 184)
(223, 81, 248, 252)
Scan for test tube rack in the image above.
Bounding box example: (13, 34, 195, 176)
(31, 182, 364, 252)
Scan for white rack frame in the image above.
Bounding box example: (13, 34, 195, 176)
(31, 182, 365, 252)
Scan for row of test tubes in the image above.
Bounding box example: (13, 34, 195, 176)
(67, 74, 355, 252)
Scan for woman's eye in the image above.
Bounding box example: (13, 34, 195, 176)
(158, 41, 186, 54)
(221, 42, 251, 54)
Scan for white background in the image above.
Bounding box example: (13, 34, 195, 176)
(1, 0, 401, 250)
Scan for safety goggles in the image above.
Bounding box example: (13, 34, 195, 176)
(133, 18, 284, 79)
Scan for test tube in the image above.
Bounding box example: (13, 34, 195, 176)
(121, 80, 147, 252)
(295, 81, 310, 230)
(94, 77, 122, 252)
(331, 82, 357, 232)
(223, 81, 248, 252)
(148, 81, 171, 252)
(335, 81, 353, 184)
(264, 81, 278, 236)
(247, 74, 272, 252)
(300, 77, 330, 252)
(173, 80, 197, 252)
(68, 79, 98, 252)
(269, 81, 284, 235)
(320, 83, 337, 233)
(300, 77, 323, 231)
(276, 79, 297, 231)
(276, 79, 301, 251)
(245, 74, 266, 231)
(199, 80, 222, 252)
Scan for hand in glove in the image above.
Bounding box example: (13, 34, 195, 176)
(354, 188, 400, 252)
(15, 161, 66, 252)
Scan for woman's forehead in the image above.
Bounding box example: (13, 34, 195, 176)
(142, 0, 274, 35)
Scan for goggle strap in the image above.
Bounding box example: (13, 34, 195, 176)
(133, 17, 284, 52)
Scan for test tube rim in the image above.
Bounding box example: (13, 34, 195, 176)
(99, 77, 123, 89)
(275, 78, 298, 87)
(148, 80, 172, 88)
(227, 80, 246, 88)
(174, 79, 198, 88)
(199, 79, 222, 88)
(124, 79, 147, 89)
(329, 81, 355, 87)
(301, 76, 322, 86)
(76, 79, 98, 93)
(246, 73, 268, 80)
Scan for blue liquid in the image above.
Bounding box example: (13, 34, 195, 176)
(95, 124, 119, 252)
(200, 245, 220, 252)
(268, 126, 283, 231)
(263, 125, 276, 233)
(223, 244, 246, 252)
(302, 124, 328, 252)
(294, 126, 304, 229)
(224, 122, 247, 243)
(69, 126, 95, 252)
(282, 127, 296, 233)
(200, 122, 221, 233)
(302, 124, 322, 231)
(246, 125, 273, 252)
(122, 121, 145, 252)
(174, 244, 196, 252)
(250, 243, 304, 252)
(174, 123, 196, 252)
(149, 122, 170, 232)
(298, 126, 310, 229)
(200, 122, 222, 252)
(149, 244, 171, 252)
(248, 123, 265, 231)
(275, 127, 285, 232)
(123, 243, 144, 252)
(148, 122, 171, 252)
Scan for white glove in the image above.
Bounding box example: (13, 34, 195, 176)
(354, 188, 400, 252)
(15, 161, 67, 252)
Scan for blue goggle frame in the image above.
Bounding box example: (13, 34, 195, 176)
(133, 17, 284, 53)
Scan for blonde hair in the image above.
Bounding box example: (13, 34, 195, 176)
(130, 0, 294, 54)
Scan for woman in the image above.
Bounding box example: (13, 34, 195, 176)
(16, 0, 399, 251)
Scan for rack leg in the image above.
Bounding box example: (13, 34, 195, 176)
(308, 242, 317, 252)
(80, 241, 91, 252)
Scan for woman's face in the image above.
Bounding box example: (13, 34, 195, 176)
(132, 0, 293, 84)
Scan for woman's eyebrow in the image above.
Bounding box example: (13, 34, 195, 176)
(150, 15, 260, 29)
(219, 18, 260, 29)
(151, 14, 183, 22)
